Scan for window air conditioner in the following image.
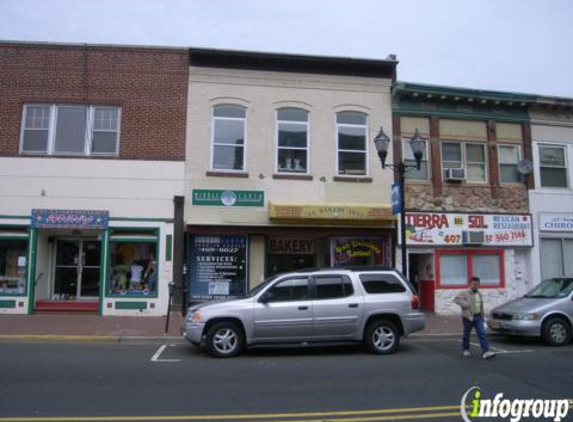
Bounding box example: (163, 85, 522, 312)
(445, 168, 465, 181)
(462, 231, 485, 245)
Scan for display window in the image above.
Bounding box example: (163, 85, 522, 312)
(108, 230, 158, 297)
(331, 237, 390, 267)
(266, 236, 321, 276)
(435, 249, 505, 289)
(0, 238, 28, 295)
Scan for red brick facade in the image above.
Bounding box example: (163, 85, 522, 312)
(0, 42, 188, 161)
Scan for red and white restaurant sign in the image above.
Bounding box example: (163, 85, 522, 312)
(402, 212, 533, 247)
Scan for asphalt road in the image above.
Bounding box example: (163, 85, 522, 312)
(0, 336, 572, 422)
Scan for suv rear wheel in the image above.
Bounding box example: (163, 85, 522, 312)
(364, 320, 400, 355)
(206, 321, 245, 358)
(542, 317, 571, 347)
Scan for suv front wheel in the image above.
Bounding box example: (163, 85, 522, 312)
(206, 321, 245, 358)
(364, 320, 400, 355)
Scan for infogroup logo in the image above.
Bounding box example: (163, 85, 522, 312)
(461, 386, 571, 422)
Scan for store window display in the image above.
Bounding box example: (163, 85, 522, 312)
(108, 242, 157, 296)
(0, 240, 28, 295)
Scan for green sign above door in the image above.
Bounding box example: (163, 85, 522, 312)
(192, 189, 265, 207)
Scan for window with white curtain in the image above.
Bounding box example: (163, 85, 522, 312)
(437, 250, 503, 288)
(336, 111, 368, 176)
(276, 108, 309, 173)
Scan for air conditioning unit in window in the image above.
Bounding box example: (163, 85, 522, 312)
(445, 168, 466, 182)
(462, 231, 485, 245)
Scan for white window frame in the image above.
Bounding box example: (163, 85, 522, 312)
(20, 104, 121, 157)
(275, 108, 310, 174)
(536, 143, 569, 189)
(210, 105, 248, 172)
(498, 144, 522, 184)
(335, 112, 369, 177)
(440, 141, 488, 183)
(403, 138, 430, 180)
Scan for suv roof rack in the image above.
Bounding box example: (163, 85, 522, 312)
(295, 266, 397, 273)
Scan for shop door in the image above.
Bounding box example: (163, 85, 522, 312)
(54, 239, 101, 300)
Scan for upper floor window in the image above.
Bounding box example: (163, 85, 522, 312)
(212, 105, 246, 171)
(21, 105, 120, 156)
(404, 139, 429, 180)
(336, 111, 368, 176)
(538, 144, 568, 188)
(276, 108, 309, 173)
(498, 144, 522, 183)
(442, 141, 487, 183)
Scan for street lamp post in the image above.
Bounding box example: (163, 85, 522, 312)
(374, 127, 425, 279)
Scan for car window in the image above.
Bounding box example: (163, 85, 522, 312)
(525, 278, 573, 299)
(314, 275, 354, 299)
(360, 273, 406, 294)
(267, 277, 309, 302)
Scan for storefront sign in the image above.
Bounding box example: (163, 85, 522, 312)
(539, 214, 573, 232)
(403, 212, 533, 246)
(192, 190, 264, 207)
(331, 237, 390, 266)
(31, 209, 109, 230)
(188, 236, 247, 301)
(269, 203, 393, 223)
(268, 237, 315, 255)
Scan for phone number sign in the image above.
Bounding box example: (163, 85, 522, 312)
(404, 212, 533, 247)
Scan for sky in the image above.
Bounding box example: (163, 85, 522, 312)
(1, 0, 572, 97)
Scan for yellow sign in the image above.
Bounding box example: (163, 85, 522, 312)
(269, 203, 394, 224)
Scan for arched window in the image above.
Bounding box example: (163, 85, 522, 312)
(211, 105, 247, 171)
(336, 111, 368, 176)
(276, 108, 309, 173)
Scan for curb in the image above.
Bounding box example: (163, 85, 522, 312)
(0, 334, 184, 342)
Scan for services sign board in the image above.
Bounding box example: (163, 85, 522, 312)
(539, 213, 573, 232)
(402, 212, 533, 247)
(31, 209, 109, 230)
(188, 235, 248, 301)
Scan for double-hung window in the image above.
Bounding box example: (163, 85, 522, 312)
(336, 111, 368, 176)
(211, 105, 246, 172)
(498, 144, 521, 183)
(538, 144, 568, 188)
(276, 108, 309, 173)
(404, 138, 429, 180)
(21, 104, 120, 156)
(441, 141, 487, 182)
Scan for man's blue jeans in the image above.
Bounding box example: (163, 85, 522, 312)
(462, 314, 489, 353)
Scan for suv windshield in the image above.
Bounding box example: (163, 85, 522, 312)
(524, 278, 573, 299)
(243, 275, 280, 298)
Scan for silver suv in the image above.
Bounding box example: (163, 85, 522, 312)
(181, 267, 425, 357)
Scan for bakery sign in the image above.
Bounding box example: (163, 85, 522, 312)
(402, 212, 533, 247)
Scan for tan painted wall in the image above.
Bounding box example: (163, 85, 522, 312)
(185, 66, 394, 225)
(248, 235, 266, 288)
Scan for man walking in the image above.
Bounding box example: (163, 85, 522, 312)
(454, 276, 496, 359)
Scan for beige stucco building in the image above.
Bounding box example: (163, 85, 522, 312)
(184, 49, 398, 301)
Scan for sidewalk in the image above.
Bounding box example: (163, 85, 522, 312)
(0, 311, 463, 340)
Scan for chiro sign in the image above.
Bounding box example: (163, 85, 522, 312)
(403, 212, 533, 247)
(192, 189, 264, 207)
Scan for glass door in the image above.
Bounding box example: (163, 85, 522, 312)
(54, 239, 100, 300)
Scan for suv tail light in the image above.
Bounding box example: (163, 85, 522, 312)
(411, 295, 420, 310)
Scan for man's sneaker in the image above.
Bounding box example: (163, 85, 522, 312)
(463, 350, 471, 358)
(482, 351, 496, 360)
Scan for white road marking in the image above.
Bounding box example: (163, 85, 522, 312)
(150, 344, 181, 362)
(465, 341, 534, 354)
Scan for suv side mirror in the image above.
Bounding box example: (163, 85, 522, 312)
(259, 291, 273, 304)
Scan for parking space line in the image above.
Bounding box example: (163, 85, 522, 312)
(466, 341, 534, 354)
(150, 344, 181, 362)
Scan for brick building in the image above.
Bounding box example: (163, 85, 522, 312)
(0, 41, 188, 315)
(392, 83, 537, 314)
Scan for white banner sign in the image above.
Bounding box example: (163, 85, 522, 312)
(539, 213, 573, 232)
(402, 212, 533, 247)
